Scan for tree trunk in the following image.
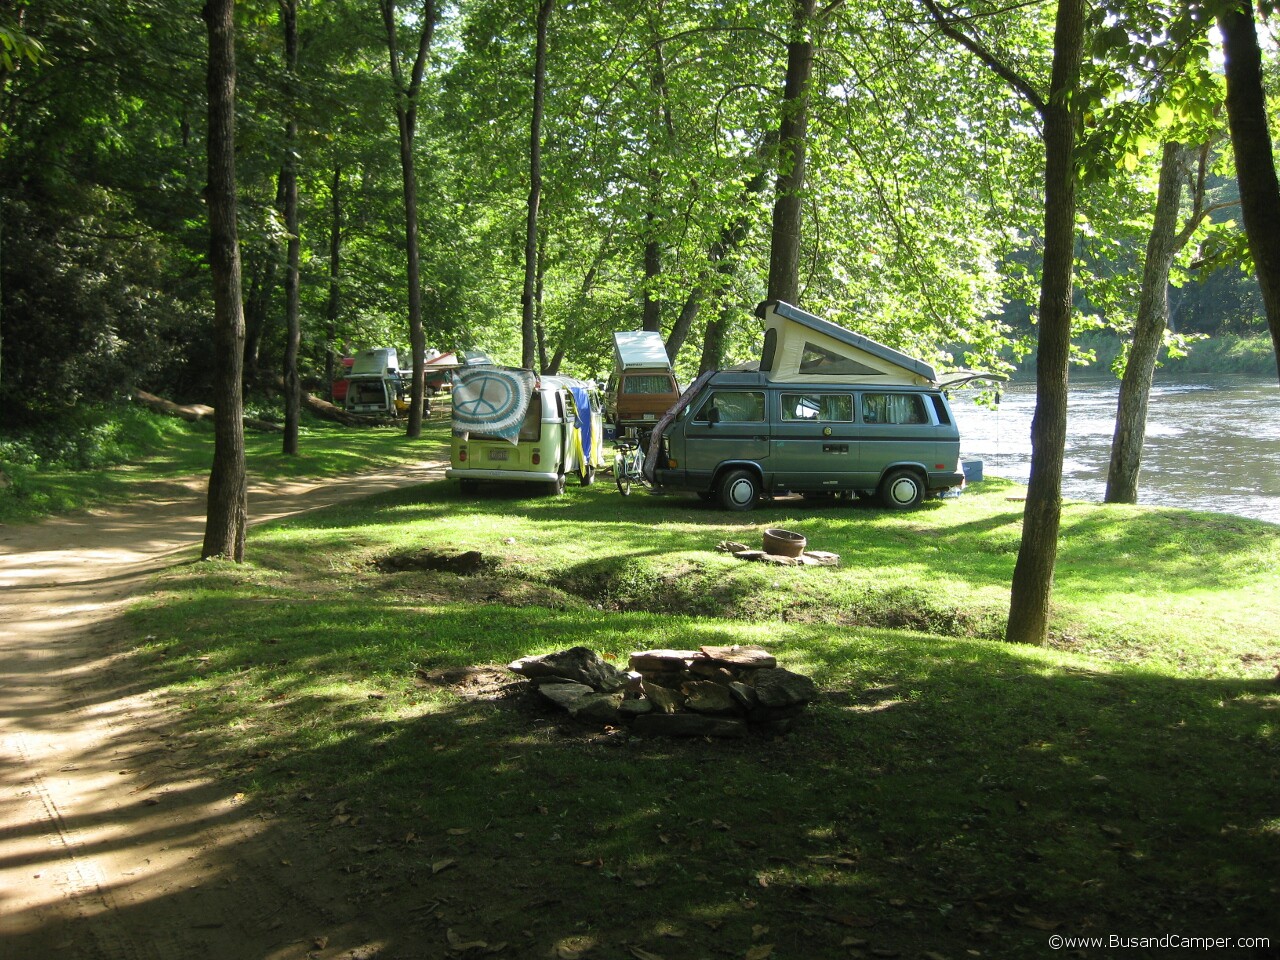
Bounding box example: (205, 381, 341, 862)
(698, 308, 731, 375)
(325, 164, 342, 399)
(1005, 0, 1085, 646)
(201, 0, 248, 563)
(380, 0, 436, 438)
(1218, 4, 1280, 385)
(522, 0, 553, 370)
(766, 0, 816, 306)
(1105, 142, 1193, 503)
(280, 0, 301, 456)
(396, 108, 427, 435)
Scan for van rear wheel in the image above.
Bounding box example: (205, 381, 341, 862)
(879, 469, 924, 510)
(547, 474, 566, 496)
(718, 469, 760, 511)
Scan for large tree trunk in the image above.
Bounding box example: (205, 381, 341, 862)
(766, 0, 816, 306)
(380, 0, 436, 438)
(1105, 142, 1194, 503)
(1218, 3, 1280, 385)
(324, 164, 343, 399)
(522, 0, 553, 370)
(1005, 0, 1085, 646)
(280, 0, 301, 456)
(395, 107, 427, 435)
(201, 0, 248, 563)
(699, 308, 733, 375)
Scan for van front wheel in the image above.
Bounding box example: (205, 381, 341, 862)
(879, 469, 924, 510)
(718, 469, 760, 511)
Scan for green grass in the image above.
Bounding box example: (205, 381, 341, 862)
(114, 473, 1279, 958)
(0, 403, 450, 523)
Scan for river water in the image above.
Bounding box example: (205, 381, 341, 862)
(948, 375, 1280, 524)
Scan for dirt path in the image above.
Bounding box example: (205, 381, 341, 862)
(0, 460, 447, 960)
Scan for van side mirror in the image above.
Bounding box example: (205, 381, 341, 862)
(707, 407, 721, 425)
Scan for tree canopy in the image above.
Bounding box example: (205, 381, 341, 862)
(0, 0, 1272, 408)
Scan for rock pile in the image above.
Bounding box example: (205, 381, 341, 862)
(507, 645, 817, 738)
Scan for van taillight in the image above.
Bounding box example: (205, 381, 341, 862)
(459, 448, 468, 462)
(532, 451, 541, 465)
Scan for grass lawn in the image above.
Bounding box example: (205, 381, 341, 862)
(0, 407, 446, 524)
(111, 444, 1279, 959)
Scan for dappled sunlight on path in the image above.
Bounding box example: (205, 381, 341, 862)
(0, 459, 446, 958)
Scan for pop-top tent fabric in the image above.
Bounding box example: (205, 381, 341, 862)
(755, 300, 937, 386)
(451, 367, 536, 443)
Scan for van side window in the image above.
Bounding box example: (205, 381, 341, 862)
(862, 393, 927, 425)
(781, 393, 853, 421)
(930, 395, 950, 424)
(696, 391, 765, 422)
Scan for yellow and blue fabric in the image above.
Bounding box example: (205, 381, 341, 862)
(568, 384, 603, 468)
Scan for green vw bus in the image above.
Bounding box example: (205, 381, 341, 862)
(643, 301, 992, 511)
(447, 367, 604, 496)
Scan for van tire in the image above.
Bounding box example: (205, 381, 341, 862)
(718, 469, 760, 511)
(879, 469, 924, 510)
(547, 474, 566, 496)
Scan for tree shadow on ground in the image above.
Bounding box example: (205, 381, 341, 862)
(101, 594, 1280, 960)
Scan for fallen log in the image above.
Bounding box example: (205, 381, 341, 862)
(132, 389, 283, 433)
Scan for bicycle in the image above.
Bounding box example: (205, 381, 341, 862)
(613, 435, 648, 496)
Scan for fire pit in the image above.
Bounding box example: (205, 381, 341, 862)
(763, 528, 806, 557)
(508, 645, 817, 738)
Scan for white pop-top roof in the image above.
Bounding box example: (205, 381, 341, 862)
(754, 300, 937, 386)
(613, 330, 672, 372)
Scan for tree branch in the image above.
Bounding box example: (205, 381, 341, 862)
(919, 0, 1046, 116)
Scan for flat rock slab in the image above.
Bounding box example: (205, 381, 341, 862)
(630, 649, 699, 672)
(699, 645, 777, 669)
(510, 646, 628, 691)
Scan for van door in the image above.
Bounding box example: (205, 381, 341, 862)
(856, 391, 946, 484)
(682, 389, 770, 487)
(771, 391, 860, 491)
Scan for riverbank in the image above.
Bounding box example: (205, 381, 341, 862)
(1013, 331, 1276, 379)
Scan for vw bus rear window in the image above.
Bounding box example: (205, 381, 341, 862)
(473, 395, 543, 443)
(622, 374, 675, 394)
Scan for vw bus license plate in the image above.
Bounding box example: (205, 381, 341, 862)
(487, 449, 509, 461)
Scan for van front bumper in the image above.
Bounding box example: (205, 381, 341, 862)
(446, 468, 561, 483)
